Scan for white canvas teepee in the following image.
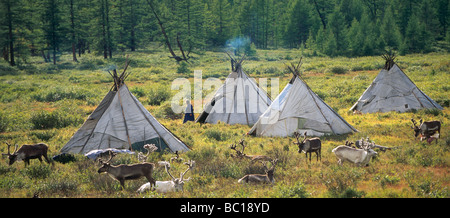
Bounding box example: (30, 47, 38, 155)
(196, 56, 272, 125)
(249, 61, 357, 137)
(61, 62, 190, 154)
(350, 55, 443, 113)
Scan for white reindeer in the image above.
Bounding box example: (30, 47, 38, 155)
(137, 160, 195, 193)
(137, 144, 158, 162)
(332, 142, 378, 167)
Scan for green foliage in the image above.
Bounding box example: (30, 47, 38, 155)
(204, 128, 229, 141)
(1, 0, 448, 67)
(30, 110, 83, 129)
(329, 66, 348, 74)
(32, 86, 93, 102)
(176, 62, 191, 75)
(273, 182, 309, 198)
(154, 101, 183, 119)
(0, 112, 10, 132)
(147, 84, 171, 106)
(22, 165, 52, 180)
(130, 86, 146, 98)
(321, 166, 366, 198)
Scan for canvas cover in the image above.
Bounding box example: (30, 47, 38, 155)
(60, 84, 190, 154)
(350, 64, 443, 113)
(249, 76, 357, 137)
(196, 66, 272, 125)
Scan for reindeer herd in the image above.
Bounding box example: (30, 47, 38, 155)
(1, 118, 442, 193)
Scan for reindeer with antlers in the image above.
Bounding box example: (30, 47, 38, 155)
(238, 159, 278, 184)
(97, 151, 155, 189)
(293, 132, 322, 163)
(411, 118, 441, 144)
(2, 142, 50, 167)
(332, 141, 378, 167)
(229, 138, 272, 163)
(137, 144, 158, 163)
(137, 160, 195, 193)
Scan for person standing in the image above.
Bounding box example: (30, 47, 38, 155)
(183, 99, 194, 123)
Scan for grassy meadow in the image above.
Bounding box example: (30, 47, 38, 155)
(0, 48, 449, 198)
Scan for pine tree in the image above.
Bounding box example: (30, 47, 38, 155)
(327, 3, 348, 55)
(323, 28, 337, 56)
(284, 0, 312, 48)
(1, 0, 18, 66)
(360, 12, 375, 56)
(42, 0, 64, 65)
(347, 18, 363, 56)
(404, 15, 430, 53)
(380, 5, 402, 50)
(314, 25, 326, 54)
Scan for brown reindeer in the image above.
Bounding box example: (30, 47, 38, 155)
(2, 142, 50, 166)
(238, 159, 278, 184)
(97, 151, 156, 189)
(411, 118, 441, 144)
(230, 139, 272, 163)
(293, 132, 321, 163)
(230, 139, 250, 159)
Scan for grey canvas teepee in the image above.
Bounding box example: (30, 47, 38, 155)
(196, 55, 272, 125)
(249, 60, 357, 137)
(350, 55, 443, 113)
(60, 62, 190, 154)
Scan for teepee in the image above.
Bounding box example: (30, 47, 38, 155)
(249, 59, 357, 137)
(196, 54, 272, 125)
(350, 53, 443, 113)
(61, 60, 190, 154)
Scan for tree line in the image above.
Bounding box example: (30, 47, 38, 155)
(1, 0, 449, 66)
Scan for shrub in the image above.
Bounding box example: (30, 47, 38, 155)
(29, 129, 57, 141)
(204, 129, 229, 141)
(33, 86, 92, 102)
(0, 112, 10, 132)
(31, 110, 83, 129)
(321, 166, 364, 197)
(148, 84, 171, 105)
(22, 165, 52, 179)
(130, 86, 146, 98)
(37, 177, 78, 196)
(273, 182, 309, 198)
(330, 66, 348, 74)
(176, 62, 191, 74)
(154, 101, 183, 119)
(379, 175, 401, 188)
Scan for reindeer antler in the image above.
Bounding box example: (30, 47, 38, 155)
(99, 150, 116, 164)
(180, 160, 195, 182)
(238, 138, 246, 155)
(411, 118, 418, 129)
(293, 132, 301, 145)
(159, 161, 176, 181)
(5, 141, 11, 155)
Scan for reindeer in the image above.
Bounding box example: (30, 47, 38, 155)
(293, 132, 321, 163)
(411, 118, 441, 144)
(230, 139, 272, 163)
(137, 144, 158, 162)
(97, 151, 155, 189)
(332, 142, 378, 167)
(230, 138, 250, 159)
(344, 140, 355, 148)
(137, 160, 195, 193)
(238, 159, 277, 184)
(2, 142, 50, 166)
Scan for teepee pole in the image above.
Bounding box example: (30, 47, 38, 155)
(116, 85, 133, 151)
